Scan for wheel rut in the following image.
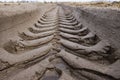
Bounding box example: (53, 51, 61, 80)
(0, 5, 119, 80)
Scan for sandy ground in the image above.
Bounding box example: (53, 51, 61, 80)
(0, 3, 39, 17)
(0, 3, 120, 80)
(75, 6, 120, 54)
(0, 3, 54, 47)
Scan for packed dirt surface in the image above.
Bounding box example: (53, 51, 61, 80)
(0, 3, 120, 80)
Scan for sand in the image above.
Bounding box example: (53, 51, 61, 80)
(0, 3, 120, 80)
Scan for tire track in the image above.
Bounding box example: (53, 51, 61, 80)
(0, 5, 119, 80)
